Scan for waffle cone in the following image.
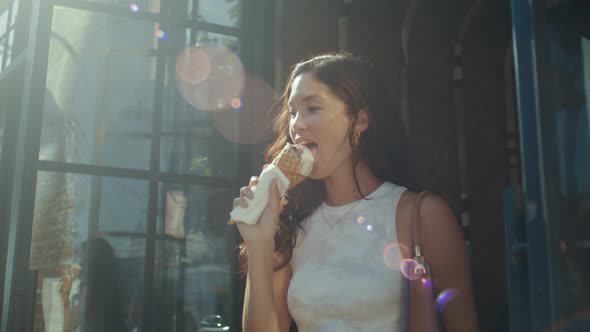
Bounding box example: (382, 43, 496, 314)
(282, 169, 307, 188)
(272, 143, 313, 188)
(273, 146, 300, 170)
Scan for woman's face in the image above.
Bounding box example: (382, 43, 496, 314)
(288, 73, 355, 179)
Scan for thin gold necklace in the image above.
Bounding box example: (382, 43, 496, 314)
(320, 200, 362, 230)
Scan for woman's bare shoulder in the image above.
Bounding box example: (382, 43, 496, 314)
(394, 190, 460, 248)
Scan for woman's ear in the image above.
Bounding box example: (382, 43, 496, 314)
(354, 109, 370, 133)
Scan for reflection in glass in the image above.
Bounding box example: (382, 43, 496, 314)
(85, 0, 161, 14)
(98, 176, 149, 233)
(545, 2, 590, 320)
(30, 172, 146, 331)
(160, 28, 241, 178)
(70, 237, 127, 332)
(194, 0, 241, 28)
(0, 0, 18, 70)
(165, 191, 188, 238)
(40, 6, 159, 169)
(155, 183, 234, 330)
(0, 104, 4, 162)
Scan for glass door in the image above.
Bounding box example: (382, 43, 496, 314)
(509, 0, 590, 330)
(1, 0, 275, 331)
(542, 0, 590, 328)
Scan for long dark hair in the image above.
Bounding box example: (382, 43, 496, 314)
(240, 53, 414, 271)
(83, 237, 127, 332)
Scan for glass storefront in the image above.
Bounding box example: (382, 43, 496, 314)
(3, 0, 585, 331)
(543, 0, 590, 327)
(509, 0, 590, 330)
(0, 0, 275, 330)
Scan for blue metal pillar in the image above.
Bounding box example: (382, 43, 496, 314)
(509, 0, 555, 330)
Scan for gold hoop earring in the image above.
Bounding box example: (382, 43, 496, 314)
(353, 132, 361, 146)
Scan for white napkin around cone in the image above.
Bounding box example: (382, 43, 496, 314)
(229, 164, 290, 225)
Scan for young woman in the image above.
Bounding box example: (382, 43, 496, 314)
(232, 53, 479, 331)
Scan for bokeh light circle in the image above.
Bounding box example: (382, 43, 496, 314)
(157, 30, 167, 40)
(400, 258, 425, 280)
(175, 45, 245, 111)
(435, 289, 459, 313)
(230, 97, 243, 110)
(366, 225, 373, 231)
(212, 75, 277, 144)
(383, 243, 410, 271)
(357, 216, 365, 224)
(129, 3, 139, 12)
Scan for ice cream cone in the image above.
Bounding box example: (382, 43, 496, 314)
(272, 143, 314, 189)
(229, 143, 314, 225)
(282, 169, 307, 188)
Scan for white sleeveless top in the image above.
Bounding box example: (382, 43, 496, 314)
(288, 182, 408, 332)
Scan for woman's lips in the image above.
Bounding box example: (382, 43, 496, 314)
(293, 139, 318, 162)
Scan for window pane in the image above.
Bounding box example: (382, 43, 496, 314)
(40, 6, 162, 169)
(154, 183, 234, 330)
(0, 36, 4, 70)
(0, 5, 7, 38)
(86, 0, 161, 14)
(194, 0, 241, 28)
(97, 176, 149, 233)
(160, 29, 242, 178)
(544, 3, 590, 321)
(10, 0, 18, 25)
(5, 28, 13, 67)
(0, 101, 4, 162)
(30, 172, 146, 332)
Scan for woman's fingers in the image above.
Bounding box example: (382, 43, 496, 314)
(232, 197, 241, 209)
(248, 176, 259, 188)
(232, 197, 246, 209)
(239, 186, 253, 199)
(232, 176, 261, 212)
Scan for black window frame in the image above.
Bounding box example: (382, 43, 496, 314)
(0, 0, 275, 331)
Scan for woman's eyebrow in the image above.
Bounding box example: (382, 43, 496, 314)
(288, 94, 324, 106)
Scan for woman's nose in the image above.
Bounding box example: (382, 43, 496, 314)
(290, 112, 306, 132)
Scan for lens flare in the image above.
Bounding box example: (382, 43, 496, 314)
(400, 258, 424, 280)
(230, 97, 242, 110)
(129, 3, 139, 12)
(157, 30, 167, 40)
(357, 216, 365, 224)
(175, 45, 245, 111)
(436, 289, 459, 313)
(212, 75, 276, 144)
(383, 243, 409, 271)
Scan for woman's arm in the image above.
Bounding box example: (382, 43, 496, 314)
(236, 178, 293, 332)
(242, 244, 293, 332)
(418, 194, 479, 331)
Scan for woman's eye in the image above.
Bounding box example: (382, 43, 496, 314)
(308, 106, 320, 112)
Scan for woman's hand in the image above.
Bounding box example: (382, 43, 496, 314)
(232, 175, 281, 246)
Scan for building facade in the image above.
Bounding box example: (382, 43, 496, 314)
(0, 0, 588, 331)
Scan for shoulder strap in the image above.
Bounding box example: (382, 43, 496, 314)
(408, 191, 442, 332)
(411, 191, 430, 273)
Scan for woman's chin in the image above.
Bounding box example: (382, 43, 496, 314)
(308, 169, 320, 180)
(308, 168, 326, 180)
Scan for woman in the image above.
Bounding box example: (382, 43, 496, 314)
(233, 53, 478, 331)
(65, 237, 127, 332)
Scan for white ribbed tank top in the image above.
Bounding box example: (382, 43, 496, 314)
(288, 182, 408, 332)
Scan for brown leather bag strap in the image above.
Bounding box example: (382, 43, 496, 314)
(411, 191, 430, 272)
(408, 191, 441, 332)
